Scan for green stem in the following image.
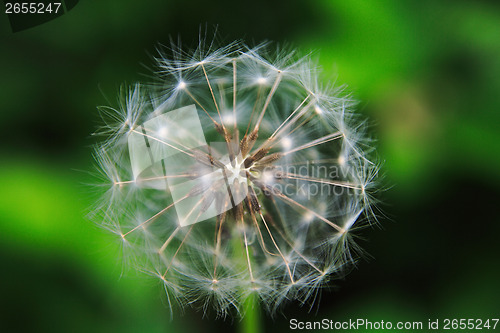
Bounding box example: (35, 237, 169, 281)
(231, 221, 262, 333)
(239, 293, 261, 333)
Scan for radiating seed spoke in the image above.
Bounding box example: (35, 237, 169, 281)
(274, 192, 344, 233)
(259, 212, 295, 283)
(283, 132, 343, 156)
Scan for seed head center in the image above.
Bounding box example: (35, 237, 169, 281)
(225, 159, 247, 184)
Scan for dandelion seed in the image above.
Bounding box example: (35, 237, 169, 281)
(90, 38, 381, 318)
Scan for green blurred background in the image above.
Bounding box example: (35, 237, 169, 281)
(1, 0, 499, 332)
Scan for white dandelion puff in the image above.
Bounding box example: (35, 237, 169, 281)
(90, 39, 381, 318)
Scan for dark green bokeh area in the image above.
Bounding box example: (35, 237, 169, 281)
(1, 1, 499, 332)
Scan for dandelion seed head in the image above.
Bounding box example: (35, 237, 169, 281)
(90, 38, 381, 317)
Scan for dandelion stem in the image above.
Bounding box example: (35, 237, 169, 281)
(239, 293, 261, 333)
(232, 225, 261, 333)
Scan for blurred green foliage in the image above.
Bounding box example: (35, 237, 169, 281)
(1, 0, 499, 332)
